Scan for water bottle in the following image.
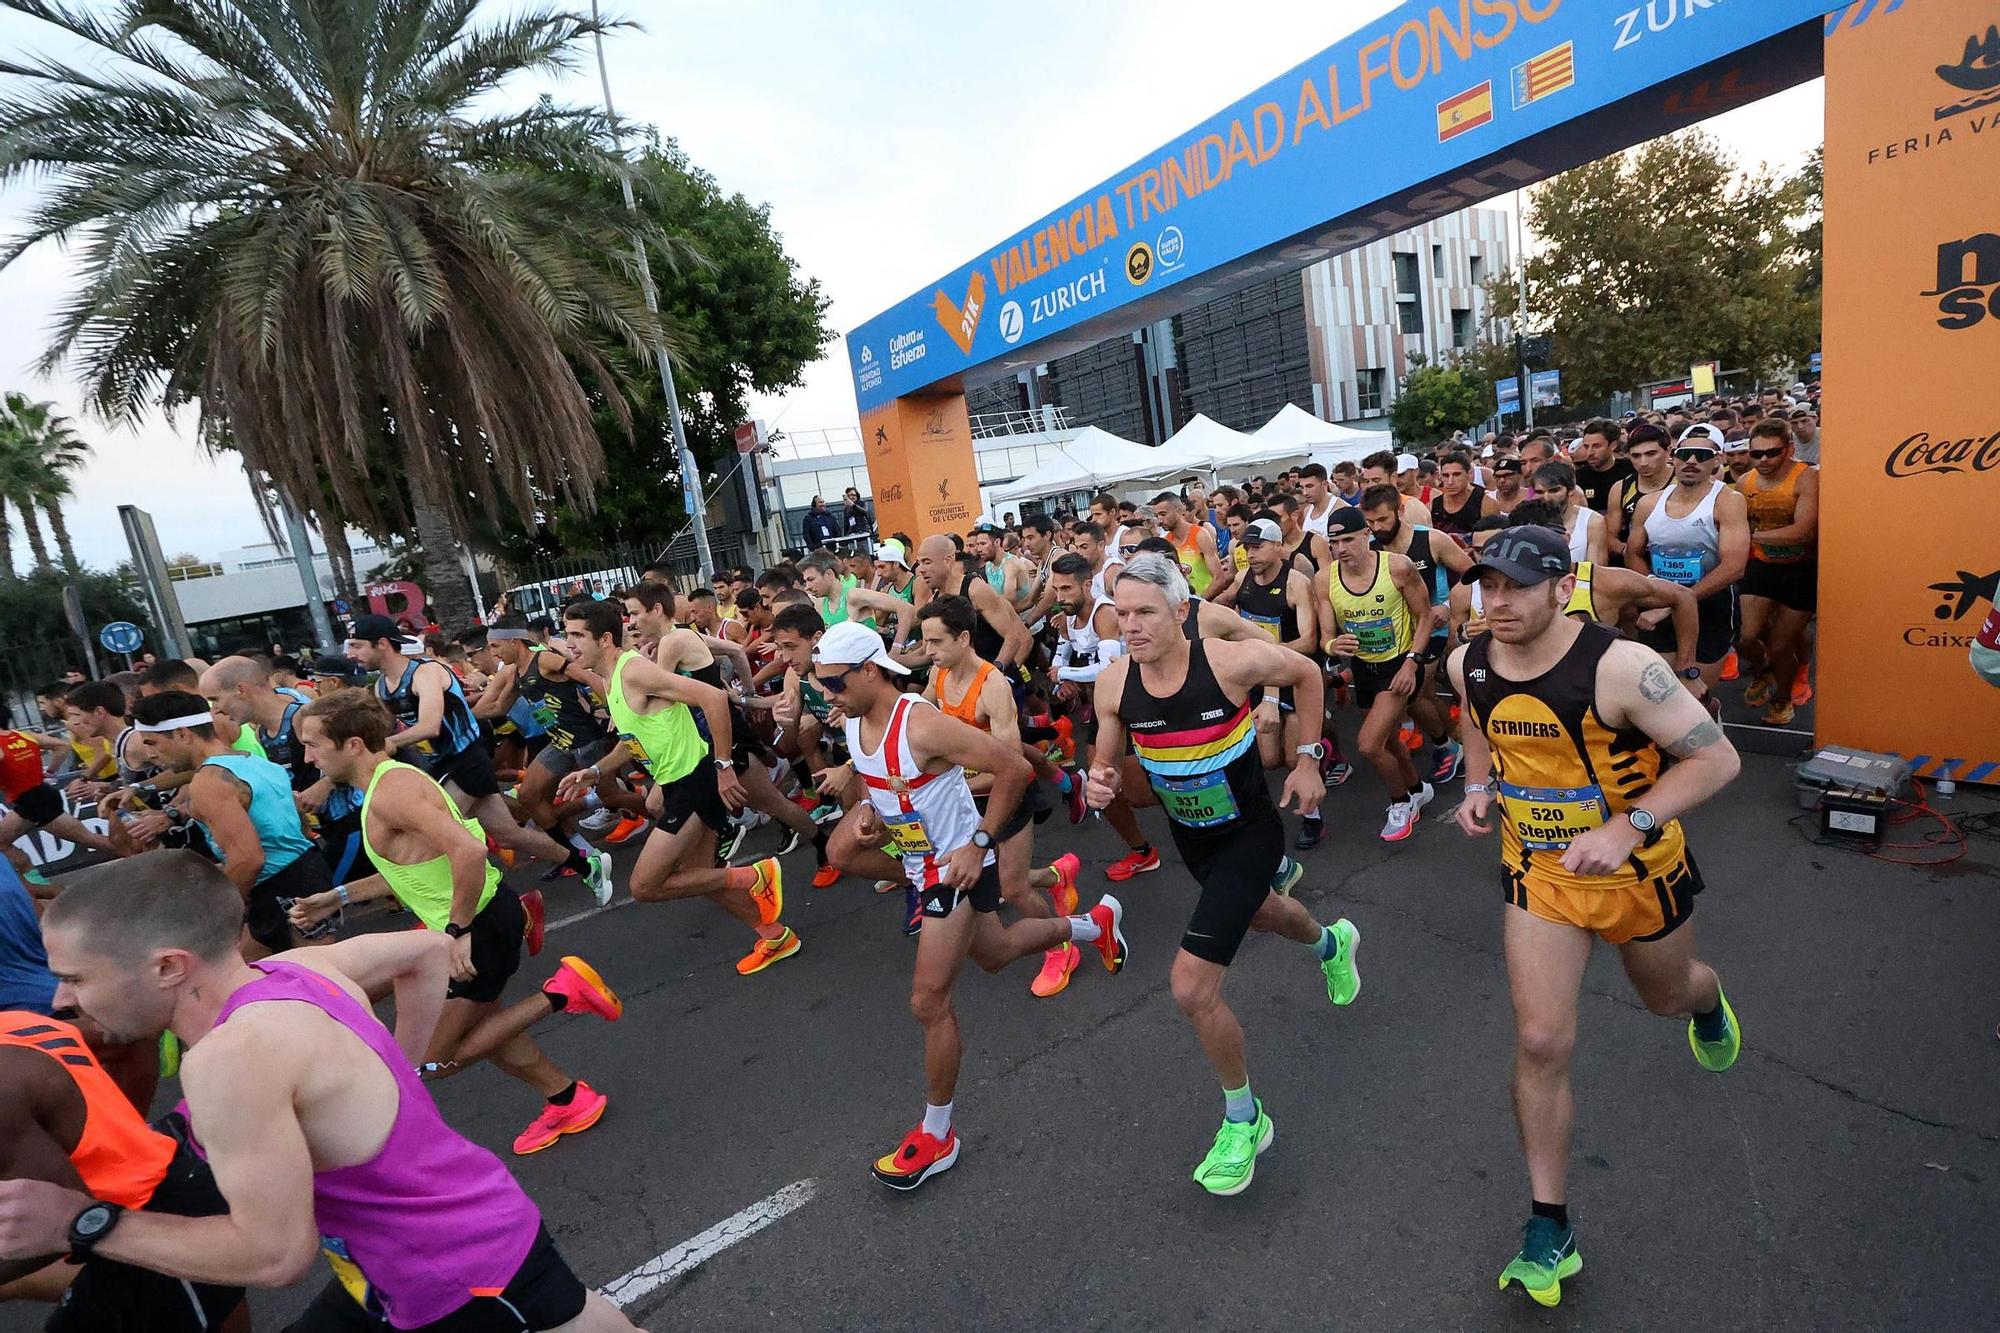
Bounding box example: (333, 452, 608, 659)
(1935, 778, 1956, 800)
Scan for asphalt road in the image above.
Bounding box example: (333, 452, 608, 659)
(9, 750, 1999, 1332)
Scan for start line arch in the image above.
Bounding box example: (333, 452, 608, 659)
(846, 0, 1996, 784)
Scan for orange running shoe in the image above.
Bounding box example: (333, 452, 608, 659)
(747, 857, 783, 925)
(1720, 649, 1740, 682)
(513, 1082, 608, 1155)
(812, 862, 841, 889)
(1087, 895, 1127, 974)
(736, 927, 801, 976)
(1047, 852, 1081, 916)
(1031, 942, 1081, 998)
(604, 814, 650, 846)
(1791, 665, 1813, 707)
(486, 836, 517, 870)
(871, 1125, 960, 1191)
(1400, 722, 1423, 752)
(543, 956, 623, 1021)
(520, 889, 546, 957)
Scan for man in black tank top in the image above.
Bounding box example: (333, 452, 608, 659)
(1085, 552, 1361, 1199)
(1607, 424, 1673, 560)
(1444, 524, 1744, 1310)
(1432, 449, 1490, 536)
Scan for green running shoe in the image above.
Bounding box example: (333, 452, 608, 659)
(1688, 983, 1741, 1072)
(1498, 1215, 1582, 1308)
(1192, 1101, 1274, 1196)
(1320, 918, 1361, 1007)
(158, 1031, 181, 1080)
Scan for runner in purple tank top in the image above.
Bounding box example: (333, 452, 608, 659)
(0, 852, 644, 1332)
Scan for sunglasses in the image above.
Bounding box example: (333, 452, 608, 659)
(816, 665, 864, 693)
(1672, 447, 1718, 461)
(1746, 447, 1786, 460)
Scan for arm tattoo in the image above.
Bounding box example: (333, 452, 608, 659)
(1664, 719, 1724, 757)
(1637, 661, 1679, 704)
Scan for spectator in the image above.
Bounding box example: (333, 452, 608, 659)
(841, 486, 873, 539)
(802, 494, 839, 549)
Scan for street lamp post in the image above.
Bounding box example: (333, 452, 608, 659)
(588, 2, 715, 583)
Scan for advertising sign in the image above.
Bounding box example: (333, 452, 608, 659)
(1820, 0, 1998, 783)
(848, 0, 1834, 413)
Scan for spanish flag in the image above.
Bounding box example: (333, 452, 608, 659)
(1437, 81, 1494, 142)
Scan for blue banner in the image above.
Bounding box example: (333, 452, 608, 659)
(849, 0, 1835, 412)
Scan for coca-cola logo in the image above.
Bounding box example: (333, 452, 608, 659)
(1884, 429, 2000, 477)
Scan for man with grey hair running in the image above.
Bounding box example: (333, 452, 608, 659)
(1084, 552, 1362, 1197)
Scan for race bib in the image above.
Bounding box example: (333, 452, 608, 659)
(881, 808, 935, 856)
(1348, 612, 1399, 657)
(1497, 780, 1607, 851)
(1150, 769, 1242, 829)
(319, 1235, 375, 1310)
(1650, 546, 1709, 587)
(620, 733, 653, 775)
(1242, 612, 1281, 641)
(1757, 542, 1807, 563)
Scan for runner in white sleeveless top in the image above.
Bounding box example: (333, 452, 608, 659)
(1625, 431, 1751, 703)
(814, 622, 1126, 1194)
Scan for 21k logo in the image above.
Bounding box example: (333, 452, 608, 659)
(932, 272, 986, 354)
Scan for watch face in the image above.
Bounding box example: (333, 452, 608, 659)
(1629, 809, 1656, 831)
(75, 1205, 113, 1238)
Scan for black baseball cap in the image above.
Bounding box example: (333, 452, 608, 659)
(1460, 526, 1572, 587)
(1326, 506, 1368, 535)
(1491, 456, 1524, 474)
(347, 613, 400, 643)
(309, 652, 365, 679)
(969, 521, 1005, 536)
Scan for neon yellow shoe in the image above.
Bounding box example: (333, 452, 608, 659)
(1498, 1216, 1582, 1308)
(1192, 1101, 1273, 1196)
(1320, 918, 1361, 1007)
(1688, 984, 1741, 1072)
(158, 1031, 181, 1079)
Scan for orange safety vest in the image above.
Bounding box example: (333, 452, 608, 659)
(0, 1012, 176, 1207)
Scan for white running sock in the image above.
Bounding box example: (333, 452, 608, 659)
(922, 1101, 953, 1138)
(1067, 914, 1101, 943)
(567, 833, 594, 857)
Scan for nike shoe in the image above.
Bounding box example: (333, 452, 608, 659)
(871, 1125, 960, 1191)
(1720, 648, 1741, 682)
(1380, 801, 1416, 842)
(1064, 771, 1088, 824)
(1295, 816, 1323, 851)
(1086, 895, 1127, 974)
(1742, 672, 1776, 708)
(578, 807, 620, 834)
(746, 857, 783, 925)
(1688, 984, 1742, 1072)
(1271, 856, 1304, 897)
(775, 826, 804, 858)
(1105, 847, 1161, 882)
(1192, 1101, 1274, 1196)
(1399, 721, 1423, 753)
(1320, 918, 1361, 1006)
(603, 814, 650, 845)
(1409, 781, 1436, 818)
(486, 837, 516, 870)
(1497, 1215, 1582, 1308)
(811, 862, 841, 889)
(520, 889, 546, 957)
(585, 851, 613, 908)
(1031, 942, 1081, 998)
(809, 800, 845, 827)
(1429, 740, 1464, 785)
(1047, 852, 1081, 916)
(736, 927, 801, 976)
(1791, 664, 1813, 707)
(513, 1082, 608, 1155)
(543, 956, 622, 1020)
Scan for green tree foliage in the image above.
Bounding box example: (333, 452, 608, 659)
(1486, 131, 1821, 404)
(0, 393, 92, 575)
(0, 565, 151, 655)
(1389, 356, 1493, 447)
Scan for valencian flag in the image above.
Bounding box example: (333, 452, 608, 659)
(1436, 81, 1493, 142)
(1511, 42, 1576, 110)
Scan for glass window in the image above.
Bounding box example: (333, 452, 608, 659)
(778, 474, 819, 508)
(1398, 300, 1424, 336)
(1432, 244, 1445, 275)
(1357, 369, 1386, 414)
(1452, 309, 1474, 349)
(1392, 251, 1420, 295)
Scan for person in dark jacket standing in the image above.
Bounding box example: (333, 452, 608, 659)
(802, 496, 839, 549)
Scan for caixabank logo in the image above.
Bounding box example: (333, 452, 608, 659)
(1927, 232, 2000, 330)
(1906, 566, 2000, 650)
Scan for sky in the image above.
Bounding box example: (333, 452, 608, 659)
(0, 0, 1826, 571)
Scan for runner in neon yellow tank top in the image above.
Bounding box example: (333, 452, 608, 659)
(287, 691, 626, 1157)
(553, 600, 803, 977)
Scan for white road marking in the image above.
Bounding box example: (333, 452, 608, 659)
(545, 895, 638, 934)
(601, 1178, 820, 1309)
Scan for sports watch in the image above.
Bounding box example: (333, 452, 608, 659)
(68, 1200, 124, 1260)
(444, 922, 471, 939)
(1626, 807, 1664, 847)
(971, 829, 994, 850)
(1296, 741, 1326, 760)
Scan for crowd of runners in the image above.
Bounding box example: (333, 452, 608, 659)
(0, 396, 1825, 1326)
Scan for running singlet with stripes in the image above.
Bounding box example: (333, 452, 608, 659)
(1175, 527, 1213, 596)
(1461, 622, 1686, 893)
(1120, 633, 1268, 834)
(606, 650, 705, 785)
(847, 694, 992, 887)
(1329, 552, 1416, 663)
(374, 658, 481, 761)
(358, 760, 499, 929)
(0, 1011, 176, 1207)
(203, 961, 542, 1327)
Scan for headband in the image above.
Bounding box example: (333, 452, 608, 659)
(487, 628, 536, 641)
(134, 712, 213, 732)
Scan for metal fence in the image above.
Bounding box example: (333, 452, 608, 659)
(0, 636, 91, 731)
(494, 531, 751, 622)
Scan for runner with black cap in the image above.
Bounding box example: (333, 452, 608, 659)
(1446, 524, 1743, 1310)
(1487, 454, 1527, 517)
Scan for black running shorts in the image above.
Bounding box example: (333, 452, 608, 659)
(1640, 589, 1738, 666)
(1739, 558, 1817, 614)
(654, 760, 732, 840)
(1174, 808, 1284, 967)
(247, 852, 334, 954)
(284, 1225, 587, 1333)
(917, 861, 1003, 919)
(444, 887, 526, 1006)
(8, 781, 63, 827)
(429, 745, 501, 801)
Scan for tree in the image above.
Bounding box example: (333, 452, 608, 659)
(0, 420, 53, 573)
(0, 1, 681, 631)
(0, 393, 91, 572)
(1486, 131, 1821, 404)
(0, 564, 152, 661)
(476, 134, 832, 561)
(1389, 356, 1493, 448)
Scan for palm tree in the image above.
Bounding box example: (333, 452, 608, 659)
(0, 417, 53, 572)
(0, 0, 685, 629)
(0, 393, 90, 572)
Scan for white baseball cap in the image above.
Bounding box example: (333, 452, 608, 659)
(1394, 452, 1420, 472)
(873, 540, 909, 567)
(1240, 518, 1283, 544)
(1676, 424, 1726, 450)
(812, 620, 909, 675)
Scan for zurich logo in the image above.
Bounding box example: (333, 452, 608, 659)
(999, 300, 1025, 345)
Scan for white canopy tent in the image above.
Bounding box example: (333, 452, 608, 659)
(1252, 403, 1389, 468)
(987, 426, 1180, 504)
